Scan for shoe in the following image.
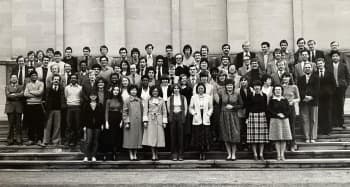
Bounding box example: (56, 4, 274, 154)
(36, 140, 42, 146)
(91, 157, 96, 162)
(202, 153, 206, 160)
(40, 143, 48, 147)
(178, 157, 184, 161)
(310, 140, 316, 143)
(305, 140, 310, 143)
(253, 154, 258, 161)
(69, 143, 75, 147)
(25, 141, 34, 146)
(259, 155, 265, 161)
(83, 157, 88, 162)
(199, 153, 203, 160)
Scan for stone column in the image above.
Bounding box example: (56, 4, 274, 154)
(226, 0, 250, 52)
(171, 0, 181, 53)
(104, 0, 126, 56)
(292, 0, 303, 50)
(55, 0, 64, 52)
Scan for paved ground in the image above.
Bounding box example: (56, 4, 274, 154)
(1, 169, 350, 186)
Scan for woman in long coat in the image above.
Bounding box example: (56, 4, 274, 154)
(142, 86, 168, 161)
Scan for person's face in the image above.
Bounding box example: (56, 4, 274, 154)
(253, 85, 261, 93)
(157, 59, 164, 66)
(130, 65, 136, 74)
(119, 49, 127, 58)
(121, 78, 129, 87)
(282, 76, 290, 84)
(218, 74, 226, 82)
(274, 87, 282, 96)
(101, 58, 108, 67)
(201, 48, 208, 57)
(175, 55, 182, 64)
(121, 62, 128, 70)
(43, 58, 49, 67)
(222, 58, 229, 66)
(166, 48, 173, 56)
(331, 53, 340, 63)
(37, 52, 44, 59)
(47, 51, 54, 58)
(70, 76, 77, 84)
(65, 49, 72, 58)
(265, 78, 272, 86)
(89, 73, 96, 81)
(28, 53, 35, 61)
(97, 80, 104, 88)
(242, 44, 250, 52)
(244, 59, 251, 66)
(181, 76, 188, 84)
(130, 88, 138, 96)
(225, 84, 234, 92)
(151, 88, 159, 97)
(307, 41, 315, 50)
(83, 49, 90, 56)
(304, 64, 312, 74)
(10, 75, 18, 84)
(194, 53, 201, 62)
(169, 67, 175, 75)
(316, 60, 325, 69)
(54, 54, 62, 62)
(200, 76, 208, 83)
(52, 76, 60, 85)
(64, 64, 72, 73)
(52, 66, 59, 74)
(277, 62, 285, 71)
(132, 52, 139, 59)
(184, 48, 191, 56)
(101, 48, 108, 55)
(17, 57, 25, 66)
(93, 68, 101, 75)
(331, 42, 339, 51)
(274, 52, 282, 60)
(142, 78, 149, 86)
(240, 79, 248, 87)
(228, 65, 236, 74)
(113, 66, 121, 74)
(89, 94, 97, 101)
(146, 46, 153, 54)
(222, 45, 230, 55)
(173, 86, 180, 94)
(280, 43, 288, 50)
(261, 44, 269, 53)
(139, 59, 146, 68)
(211, 70, 218, 78)
(189, 67, 196, 75)
(111, 75, 118, 83)
(200, 62, 208, 70)
(197, 85, 205, 94)
(112, 87, 120, 96)
(148, 70, 154, 78)
(30, 73, 38, 81)
(251, 61, 259, 69)
(297, 40, 305, 49)
(301, 52, 309, 61)
(80, 63, 87, 71)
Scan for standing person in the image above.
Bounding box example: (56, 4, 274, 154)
(246, 80, 269, 160)
(281, 73, 300, 151)
(268, 85, 292, 160)
(104, 86, 123, 160)
(64, 74, 82, 147)
(216, 79, 243, 161)
(142, 86, 168, 161)
(63, 47, 78, 74)
(5, 74, 24, 145)
(23, 71, 45, 145)
(238, 76, 251, 151)
(167, 84, 188, 161)
(123, 85, 144, 161)
(42, 74, 65, 147)
(82, 91, 104, 162)
(297, 63, 320, 143)
(189, 83, 213, 160)
(179, 75, 193, 150)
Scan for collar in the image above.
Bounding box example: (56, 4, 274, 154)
(272, 96, 284, 101)
(129, 96, 139, 102)
(69, 83, 79, 87)
(252, 91, 263, 96)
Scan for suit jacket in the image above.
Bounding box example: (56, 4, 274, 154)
(11, 66, 30, 85)
(316, 69, 336, 97)
(46, 85, 66, 111)
(234, 52, 256, 69)
(266, 60, 290, 75)
(127, 73, 141, 87)
(35, 66, 49, 83)
(325, 51, 349, 68)
(144, 54, 157, 67)
(297, 73, 320, 106)
(5, 84, 24, 113)
(257, 52, 274, 72)
(189, 94, 213, 125)
(294, 61, 317, 82)
(78, 55, 97, 70)
(63, 56, 78, 73)
(82, 80, 97, 103)
(328, 62, 350, 88)
(238, 66, 251, 76)
(175, 65, 189, 76)
(309, 49, 325, 63)
(154, 65, 168, 80)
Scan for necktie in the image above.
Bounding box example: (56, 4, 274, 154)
(132, 74, 135, 84)
(18, 67, 23, 85)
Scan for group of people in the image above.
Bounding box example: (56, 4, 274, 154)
(5, 38, 350, 162)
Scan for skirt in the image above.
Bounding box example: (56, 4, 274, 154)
(219, 111, 240, 143)
(246, 112, 269, 143)
(191, 125, 211, 152)
(99, 111, 123, 153)
(269, 118, 292, 141)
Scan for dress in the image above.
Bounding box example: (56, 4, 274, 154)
(219, 91, 243, 143)
(268, 97, 292, 141)
(246, 93, 269, 143)
(123, 96, 143, 149)
(142, 97, 167, 147)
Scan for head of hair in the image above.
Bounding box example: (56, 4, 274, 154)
(29, 70, 38, 77)
(156, 55, 164, 62)
(195, 82, 206, 94)
(130, 48, 140, 56)
(54, 51, 62, 56)
(297, 37, 305, 44)
(91, 63, 102, 70)
(52, 74, 61, 81)
(149, 85, 162, 97)
(100, 45, 108, 52)
(83, 46, 91, 52)
(119, 47, 127, 54)
(221, 43, 230, 50)
(165, 44, 173, 50)
(65, 46, 72, 52)
(99, 55, 109, 62)
(272, 85, 284, 95)
(199, 71, 209, 78)
(273, 48, 282, 57)
(145, 43, 154, 50)
(280, 40, 288, 46)
(27, 51, 35, 57)
(261, 41, 270, 48)
(46, 48, 55, 53)
(16, 55, 24, 64)
(127, 84, 139, 95)
(183, 44, 193, 54)
(261, 74, 272, 84)
(330, 50, 340, 57)
(252, 80, 262, 87)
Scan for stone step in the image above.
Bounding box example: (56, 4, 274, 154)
(297, 142, 350, 150)
(318, 134, 350, 139)
(1, 158, 350, 169)
(0, 150, 350, 161)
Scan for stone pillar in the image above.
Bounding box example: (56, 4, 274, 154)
(0, 64, 8, 120)
(55, 0, 64, 52)
(104, 0, 126, 56)
(171, 0, 181, 53)
(226, 0, 250, 53)
(292, 0, 303, 50)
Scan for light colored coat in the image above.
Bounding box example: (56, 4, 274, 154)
(189, 94, 213, 125)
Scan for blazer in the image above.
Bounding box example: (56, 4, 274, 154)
(46, 85, 66, 111)
(257, 52, 274, 72)
(309, 50, 325, 63)
(266, 60, 289, 75)
(325, 51, 348, 67)
(238, 66, 251, 76)
(297, 73, 320, 106)
(234, 52, 256, 69)
(316, 69, 336, 97)
(189, 94, 213, 125)
(327, 62, 350, 88)
(35, 66, 49, 83)
(81, 80, 97, 103)
(127, 73, 141, 87)
(81, 102, 104, 129)
(5, 84, 24, 113)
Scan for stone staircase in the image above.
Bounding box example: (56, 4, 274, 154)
(0, 115, 350, 169)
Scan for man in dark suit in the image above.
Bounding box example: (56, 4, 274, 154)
(234, 41, 256, 69)
(307, 40, 325, 63)
(316, 58, 336, 135)
(144, 43, 156, 67)
(12, 56, 30, 86)
(256, 41, 274, 73)
(63, 47, 78, 74)
(164, 45, 175, 69)
(81, 71, 97, 105)
(325, 41, 349, 69)
(297, 62, 320, 143)
(328, 51, 350, 129)
(154, 55, 168, 81)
